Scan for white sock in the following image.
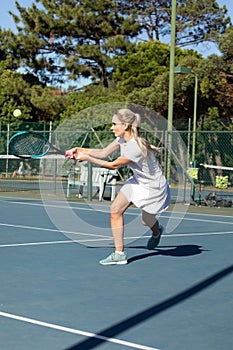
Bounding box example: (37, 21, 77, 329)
(115, 251, 125, 255)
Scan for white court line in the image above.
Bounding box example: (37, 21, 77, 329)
(0, 221, 232, 240)
(161, 231, 233, 237)
(0, 199, 113, 214)
(0, 311, 160, 350)
(0, 240, 75, 248)
(165, 216, 233, 226)
(0, 220, 233, 240)
(0, 231, 232, 249)
(0, 222, 109, 239)
(1, 198, 233, 223)
(0, 238, 113, 248)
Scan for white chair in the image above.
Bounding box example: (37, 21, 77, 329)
(67, 165, 118, 201)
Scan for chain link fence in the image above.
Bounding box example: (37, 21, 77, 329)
(0, 121, 232, 206)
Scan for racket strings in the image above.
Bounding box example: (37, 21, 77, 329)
(10, 133, 49, 156)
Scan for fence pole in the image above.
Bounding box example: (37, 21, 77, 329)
(87, 162, 92, 201)
(6, 123, 10, 177)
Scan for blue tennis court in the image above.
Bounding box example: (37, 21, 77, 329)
(0, 195, 232, 350)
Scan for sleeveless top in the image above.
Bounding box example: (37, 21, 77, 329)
(117, 137, 170, 214)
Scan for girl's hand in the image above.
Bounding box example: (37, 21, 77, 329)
(74, 151, 89, 162)
(65, 147, 82, 158)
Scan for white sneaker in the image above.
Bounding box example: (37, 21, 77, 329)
(99, 252, 127, 265)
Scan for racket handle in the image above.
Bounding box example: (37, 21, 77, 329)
(65, 151, 78, 158)
(65, 151, 72, 157)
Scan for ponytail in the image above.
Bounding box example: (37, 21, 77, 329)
(115, 109, 153, 158)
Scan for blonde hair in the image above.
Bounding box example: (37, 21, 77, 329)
(114, 108, 152, 157)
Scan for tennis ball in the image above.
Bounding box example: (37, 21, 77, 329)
(13, 109, 22, 117)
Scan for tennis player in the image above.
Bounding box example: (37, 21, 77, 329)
(68, 109, 170, 265)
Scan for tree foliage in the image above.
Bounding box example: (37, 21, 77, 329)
(175, 0, 231, 46)
(0, 68, 32, 122)
(1, 0, 231, 89)
(197, 54, 233, 130)
(113, 40, 200, 94)
(2, 0, 140, 87)
(115, 0, 231, 46)
(0, 56, 68, 123)
(60, 84, 127, 123)
(0, 0, 232, 135)
(218, 26, 233, 61)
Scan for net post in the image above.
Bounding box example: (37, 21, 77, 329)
(191, 160, 197, 201)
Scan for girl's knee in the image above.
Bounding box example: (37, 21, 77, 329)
(110, 194, 130, 216)
(110, 202, 123, 216)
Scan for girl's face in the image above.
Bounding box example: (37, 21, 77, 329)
(111, 115, 126, 138)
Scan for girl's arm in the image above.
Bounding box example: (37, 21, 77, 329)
(68, 139, 119, 159)
(75, 152, 131, 170)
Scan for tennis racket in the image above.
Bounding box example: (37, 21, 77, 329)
(8, 131, 72, 159)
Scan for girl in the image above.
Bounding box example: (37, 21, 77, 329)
(68, 109, 170, 265)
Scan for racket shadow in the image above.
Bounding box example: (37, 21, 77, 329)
(65, 264, 233, 350)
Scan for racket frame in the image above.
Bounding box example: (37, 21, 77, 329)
(8, 131, 67, 159)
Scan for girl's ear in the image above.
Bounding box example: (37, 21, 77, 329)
(124, 123, 129, 130)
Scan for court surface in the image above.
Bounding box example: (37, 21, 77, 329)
(0, 195, 232, 350)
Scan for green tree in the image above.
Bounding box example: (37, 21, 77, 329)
(176, 0, 231, 46)
(0, 68, 32, 122)
(0, 60, 68, 124)
(113, 41, 170, 94)
(113, 41, 198, 94)
(117, 0, 231, 46)
(113, 41, 201, 124)
(0, 29, 21, 71)
(30, 85, 69, 122)
(218, 25, 233, 62)
(198, 55, 233, 130)
(60, 85, 127, 121)
(1, 0, 140, 88)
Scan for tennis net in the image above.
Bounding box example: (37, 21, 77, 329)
(192, 163, 233, 206)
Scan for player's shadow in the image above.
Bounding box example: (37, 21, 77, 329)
(127, 244, 205, 264)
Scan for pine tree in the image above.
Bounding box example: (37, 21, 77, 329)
(116, 0, 231, 46)
(3, 0, 140, 87)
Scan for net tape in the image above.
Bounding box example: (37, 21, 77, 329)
(200, 164, 233, 171)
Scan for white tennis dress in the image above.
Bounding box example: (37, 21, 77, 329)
(118, 137, 170, 214)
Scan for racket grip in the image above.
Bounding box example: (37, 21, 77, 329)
(65, 151, 78, 158)
(65, 151, 72, 157)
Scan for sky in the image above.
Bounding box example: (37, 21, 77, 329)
(1, 0, 232, 58)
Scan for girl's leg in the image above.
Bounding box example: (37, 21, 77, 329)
(142, 211, 163, 250)
(142, 211, 160, 237)
(110, 192, 131, 252)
